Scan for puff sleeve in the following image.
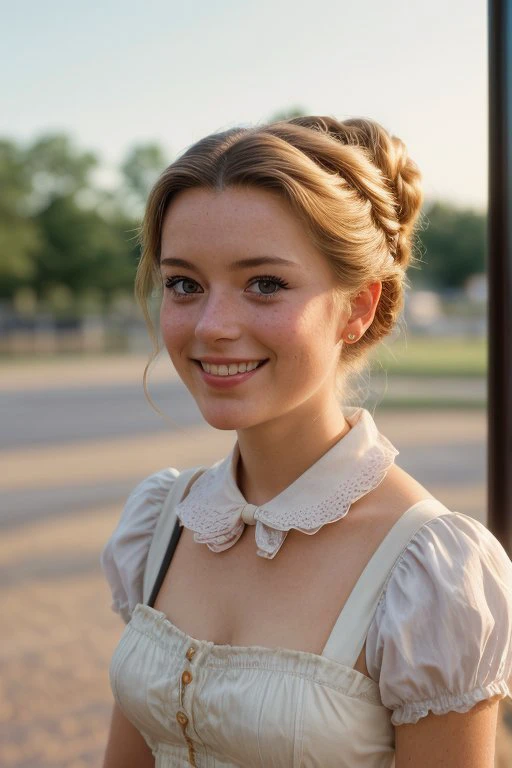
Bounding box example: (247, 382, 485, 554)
(100, 468, 179, 623)
(365, 511, 512, 726)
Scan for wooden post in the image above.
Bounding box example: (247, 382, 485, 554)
(488, 0, 512, 555)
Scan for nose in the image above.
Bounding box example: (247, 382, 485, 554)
(194, 289, 242, 343)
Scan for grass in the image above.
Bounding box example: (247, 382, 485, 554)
(0, 336, 488, 410)
(369, 336, 487, 378)
(375, 396, 486, 410)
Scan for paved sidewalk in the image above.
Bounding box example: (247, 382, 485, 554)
(0, 353, 179, 392)
(2, 486, 510, 767)
(1, 354, 486, 405)
(0, 356, 509, 766)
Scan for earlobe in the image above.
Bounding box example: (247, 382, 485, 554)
(342, 331, 361, 344)
(342, 282, 382, 343)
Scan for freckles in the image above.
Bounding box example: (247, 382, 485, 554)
(168, 316, 189, 334)
(160, 305, 191, 335)
(267, 302, 304, 333)
(160, 315, 176, 339)
(298, 297, 339, 343)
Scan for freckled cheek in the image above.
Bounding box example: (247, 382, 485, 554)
(271, 305, 334, 374)
(256, 306, 298, 347)
(262, 308, 314, 368)
(159, 305, 194, 357)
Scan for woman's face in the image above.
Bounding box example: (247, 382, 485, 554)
(159, 185, 349, 433)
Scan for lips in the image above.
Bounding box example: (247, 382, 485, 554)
(193, 359, 268, 375)
(193, 358, 267, 365)
(193, 358, 269, 388)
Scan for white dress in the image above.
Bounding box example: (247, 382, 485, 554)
(101, 408, 512, 767)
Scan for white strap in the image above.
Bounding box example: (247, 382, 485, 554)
(322, 498, 450, 667)
(142, 466, 207, 604)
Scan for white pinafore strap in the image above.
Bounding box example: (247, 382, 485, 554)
(321, 498, 452, 667)
(142, 466, 207, 605)
(143, 478, 452, 668)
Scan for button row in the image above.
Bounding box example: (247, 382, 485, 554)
(182, 670, 192, 685)
(179, 664, 194, 707)
(176, 710, 188, 727)
(176, 645, 197, 766)
(185, 645, 197, 661)
(175, 710, 197, 766)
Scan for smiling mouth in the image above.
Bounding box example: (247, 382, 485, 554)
(193, 359, 269, 377)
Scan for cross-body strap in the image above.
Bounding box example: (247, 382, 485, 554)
(142, 466, 207, 605)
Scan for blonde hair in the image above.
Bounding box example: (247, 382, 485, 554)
(135, 115, 423, 401)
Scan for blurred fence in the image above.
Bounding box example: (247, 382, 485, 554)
(0, 308, 150, 356)
(0, 288, 487, 357)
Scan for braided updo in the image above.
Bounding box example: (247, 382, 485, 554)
(136, 115, 423, 387)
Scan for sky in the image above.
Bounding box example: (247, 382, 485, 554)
(2, 0, 488, 209)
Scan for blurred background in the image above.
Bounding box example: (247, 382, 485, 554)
(1, 0, 509, 765)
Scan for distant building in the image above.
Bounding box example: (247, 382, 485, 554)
(465, 273, 488, 303)
(405, 290, 443, 327)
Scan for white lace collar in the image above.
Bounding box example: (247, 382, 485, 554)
(175, 406, 399, 559)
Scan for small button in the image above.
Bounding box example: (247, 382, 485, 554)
(176, 710, 189, 726)
(182, 670, 193, 685)
(185, 646, 197, 661)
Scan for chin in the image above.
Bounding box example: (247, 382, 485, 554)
(197, 404, 264, 432)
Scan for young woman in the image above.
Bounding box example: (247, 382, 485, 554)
(101, 116, 512, 767)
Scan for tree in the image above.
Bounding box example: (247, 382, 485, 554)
(0, 140, 40, 297)
(21, 133, 143, 307)
(0, 130, 488, 310)
(32, 195, 138, 306)
(25, 133, 98, 213)
(120, 142, 169, 216)
(415, 201, 486, 290)
(267, 106, 308, 123)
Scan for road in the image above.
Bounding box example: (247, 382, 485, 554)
(1, 379, 487, 531)
(0, 355, 510, 767)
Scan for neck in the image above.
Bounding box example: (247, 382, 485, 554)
(235, 392, 350, 507)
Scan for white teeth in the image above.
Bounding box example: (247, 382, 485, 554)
(200, 360, 263, 376)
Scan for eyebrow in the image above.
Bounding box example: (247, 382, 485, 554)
(159, 256, 298, 271)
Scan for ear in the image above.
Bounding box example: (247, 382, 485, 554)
(341, 281, 382, 343)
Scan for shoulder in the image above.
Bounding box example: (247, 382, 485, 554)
(371, 462, 437, 512)
(100, 468, 180, 623)
(349, 462, 438, 535)
(366, 507, 512, 726)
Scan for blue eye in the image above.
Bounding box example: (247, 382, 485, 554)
(164, 277, 202, 297)
(163, 274, 289, 301)
(246, 275, 289, 298)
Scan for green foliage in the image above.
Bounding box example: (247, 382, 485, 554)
(33, 196, 137, 302)
(0, 140, 41, 293)
(25, 133, 98, 212)
(0, 139, 32, 210)
(369, 336, 487, 377)
(415, 201, 486, 289)
(0, 134, 162, 307)
(121, 142, 169, 216)
(0, 131, 487, 311)
(267, 106, 308, 123)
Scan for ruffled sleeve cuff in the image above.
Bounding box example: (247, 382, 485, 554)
(365, 511, 512, 726)
(100, 468, 179, 623)
(391, 680, 511, 727)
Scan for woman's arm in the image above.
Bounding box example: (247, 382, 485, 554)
(395, 696, 502, 768)
(102, 702, 155, 768)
